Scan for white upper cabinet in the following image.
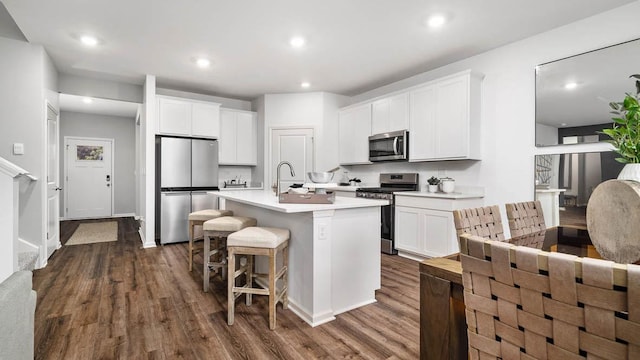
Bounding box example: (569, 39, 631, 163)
(409, 70, 482, 162)
(191, 102, 221, 138)
(371, 93, 409, 134)
(339, 103, 372, 165)
(219, 108, 257, 166)
(157, 96, 220, 138)
(158, 97, 191, 135)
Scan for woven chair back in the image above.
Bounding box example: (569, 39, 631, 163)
(459, 233, 640, 360)
(453, 205, 505, 242)
(505, 200, 546, 237)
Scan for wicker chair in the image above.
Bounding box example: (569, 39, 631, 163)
(459, 233, 640, 360)
(453, 205, 505, 242)
(505, 200, 546, 237)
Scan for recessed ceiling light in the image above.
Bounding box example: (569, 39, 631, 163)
(82, 97, 93, 104)
(426, 15, 446, 28)
(301, 82, 310, 88)
(564, 82, 578, 90)
(560, 123, 568, 127)
(290, 36, 306, 48)
(80, 35, 98, 46)
(196, 58, 211, 68)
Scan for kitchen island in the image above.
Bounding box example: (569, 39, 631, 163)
(212, 190, 388, 327)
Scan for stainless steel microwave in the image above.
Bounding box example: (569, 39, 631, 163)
(368, 130, 408, 162)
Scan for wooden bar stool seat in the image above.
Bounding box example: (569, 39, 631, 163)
(226, 226, 289, 330)
(188, 209, 233, 271)
(202, 216, 257, 292)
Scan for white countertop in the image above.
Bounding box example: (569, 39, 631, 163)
(219, 186, 264, 191)
(535, 188, 567, 193)
(325, 185, 361, 192)
(394, 191, 484, 199)
(212, 190, 388, 213)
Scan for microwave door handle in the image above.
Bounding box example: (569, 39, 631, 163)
(393, 137, 399, 155)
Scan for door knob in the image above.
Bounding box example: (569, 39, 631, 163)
(106, 184, 111, 187)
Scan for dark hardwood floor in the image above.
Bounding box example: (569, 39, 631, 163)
(32, 217, 420, 359)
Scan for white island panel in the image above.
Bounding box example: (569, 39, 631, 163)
(214, 190, 386, 327)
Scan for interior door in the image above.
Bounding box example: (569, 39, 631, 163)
(46, 104, 60, 258)
(271, 128, 314, 189)
(65, 138, 113, 219)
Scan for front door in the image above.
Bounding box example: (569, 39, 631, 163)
(46, 104, 60, 258)
(65, 137, 113, 219)
(271, 128, 314, 189)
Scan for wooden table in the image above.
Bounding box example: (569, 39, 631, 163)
(419, 226, 596, 360)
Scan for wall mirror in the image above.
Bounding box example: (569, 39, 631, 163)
(535, 38, 640, 146)
(534, 151, 624, 230)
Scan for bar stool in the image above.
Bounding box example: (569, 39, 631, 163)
(226, 226, 289, 330)
(188, 209, 233, 271)
(202, 216, 257, 292)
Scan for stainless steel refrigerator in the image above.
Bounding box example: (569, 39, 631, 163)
(156, 136, 219, 244)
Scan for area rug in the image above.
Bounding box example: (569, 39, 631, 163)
(66, 221, 118, 245)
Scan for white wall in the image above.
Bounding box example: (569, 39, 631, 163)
(345, 2, 639, 206)
(262, 92, 350, 183)
(156, 88, 252, 111)
(0, 36, 57, 264)
(59, 73, 143, 103)
(59, 111, 136, 216)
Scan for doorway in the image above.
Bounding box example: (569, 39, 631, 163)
(270, 128, 314, 188)
(64, 137, 114, 219)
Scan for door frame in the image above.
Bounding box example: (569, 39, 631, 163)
(268, 126, 315, 186)
(63, 136, 115, 219)
(43, 100, 60, 266)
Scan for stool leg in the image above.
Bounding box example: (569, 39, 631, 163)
(203, 233, 210, 292)
(227, 248, 236, 326)
(269, 248, 277, 330)
(188, 220, 194, 272)
(245, 255, 253, 306)
(282, 244, 289, 310)
(220, 237, 227, 281)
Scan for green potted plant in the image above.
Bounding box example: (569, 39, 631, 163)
(427, 176, 440, 193)
(603, 74, 640, 181)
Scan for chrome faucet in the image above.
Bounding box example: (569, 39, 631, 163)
(276, 161, 296, 196)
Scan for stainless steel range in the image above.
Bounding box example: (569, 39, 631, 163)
(356, 173, 419, 254)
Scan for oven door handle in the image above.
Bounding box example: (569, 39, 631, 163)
(393, 137, 399, 155)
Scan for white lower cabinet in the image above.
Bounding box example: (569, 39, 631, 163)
(394, 195, 483, 259)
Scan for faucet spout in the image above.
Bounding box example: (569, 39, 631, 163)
(276, 161, 295, 196)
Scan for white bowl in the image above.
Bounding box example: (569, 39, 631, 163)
(308, 172, 334, 183)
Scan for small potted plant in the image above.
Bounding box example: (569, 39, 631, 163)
(602, 74, 640, 181)
(427, 176, 440, 193)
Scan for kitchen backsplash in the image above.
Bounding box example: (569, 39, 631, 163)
(343, 159, 483, 193)
(218, 166, 253, 187)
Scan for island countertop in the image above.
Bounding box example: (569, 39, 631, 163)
(212, 190, 388, 213)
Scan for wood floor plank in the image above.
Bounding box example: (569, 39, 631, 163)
(33, 217, 421, 359)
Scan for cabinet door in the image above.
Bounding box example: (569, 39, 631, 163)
(388, 93, 409, 132)
(191, 102, 220, 138)
(423, 209, 454, 257)
(409, 85, 437, 161)
(436, 75, 469, 159)
(235, 112, 257, 165)
(371, 99, 390, 134)
(158, 97, 191, 135)
(394, 206, 424, 254)
(340, 105, 371, 165)
(218, 109, 236, 164)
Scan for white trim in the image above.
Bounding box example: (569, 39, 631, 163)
(63, 136, 115, 219)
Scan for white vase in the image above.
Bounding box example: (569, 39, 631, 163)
(618, 163, 640, 182)
(428, 184, 438, 193)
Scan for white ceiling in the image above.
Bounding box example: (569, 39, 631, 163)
(2, 0, 635, 100)
(59, 93, 139, 118)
